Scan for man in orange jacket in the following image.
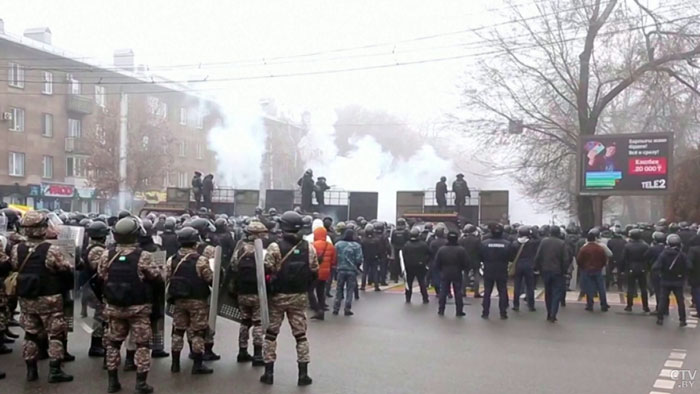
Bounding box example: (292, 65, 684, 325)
(310, 227, 336, 320)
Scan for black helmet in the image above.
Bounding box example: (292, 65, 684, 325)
(112, 217, 142, 244)
(409, 227, 420, 239)
(176, 226, 200, 247)
(424, 223, 434, 231)
(667, 233, 682, 247)
(302, 215, 313, 229)
(279, 211, 304, 233)
(87, 221, 110, 239)
(504, 224, 513, 234)
(463, 224, 477, 234)
(652, 231, 666, 244)
(268, 208, 278, 216)
(117, 210, 131, 220)
(141, 219, 154, 237)
(164, 217, 177, 232)
(668, 223, 680, 234)
(364, 224, 374, 233)
(374, 221, 385, 233)
(490, 223, 504, 238)
(190, 218, 214, 237)
(255, 207, 263, 215)
(79, 218, 92, 227)
(629, 229, 642, 241)
(397, 218, 407, 227)
(214, 218, 227, 232)
(447, 231, 459, 243)
(588, 228, 600, 239)
(550, 226, 562, 238)
(434, 227, 445, 238)
(518, 226, 532, 237)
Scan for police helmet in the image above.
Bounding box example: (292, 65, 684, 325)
(434, 227, 445, 238)
(668, 222, 680, 234)
(409, 227, 421, 239)
(463, 224, 477, 235)
(424, 223, 434, 232)
(652, 231, 666, 244)
(490, 223, 504, 238)
(278, 211, 304, 233)
(550, 226, 562, 238)
(141, 219, 155, 237)
(87, 221, 110, 240)
(164, 217, 177, 232)
(588, 228, 601, 239)
(629, 229, 642, 241)
(176, 226, 200, 247)
(302, 215, 313, 229)
(518, 226, 532, 238)
(117, 210, 131, 220)
(214, 218, 227, 232)
(21, 211, 48, 228)
(667, 233, 682, 248)
(112, 217, 142, 244)
(245, 220, 268, 235)
(364, 223, 374, 233)
(268, 208, 278, 216)
(255, 207, 263, 215)
(190, 218, 215, 237)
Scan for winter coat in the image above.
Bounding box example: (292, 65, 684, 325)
(313, 227, 336, 281)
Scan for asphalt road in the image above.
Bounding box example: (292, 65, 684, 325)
(1, 290, 698, 394)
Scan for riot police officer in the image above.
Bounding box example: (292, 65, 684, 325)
(436, 231, 468, 316)
(214, 218, 235, 269)
(653, 234, 690, 326)
(160, 217, 180, 260)
(622, 229, 650, 312)
(260, 211, 319, 386)
(12, 211, 73, 383)
(84, 221, 110, 358)
(390, 218, 410, 283)
(479, 223, 512, 319)
(459, 224, 482, 298)
(98, 216, 163, 393)
(231, 220, 268, 366)
(401, 227, 431, 303)
(360, 224, 381, 292)
(166, 226, 214, 375)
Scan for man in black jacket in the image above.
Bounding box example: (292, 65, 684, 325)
(653, 234, 691, 326)
(479, 224, 513, 319)
(428, 227, 448, 297)
(360, 224, 381, 292)
(436, 231, 468, 316)
(534, 226, 570, 322)
(621, 229, 650, 312)
(644, 231, 667, 311)
(459, 225, 482, 298)
(511, 226, 540, 312)
(435, 177, 448, 210)
(402, 228, 431, 304)
(607, 230, 627, 291)
(160, 218, 180, 260)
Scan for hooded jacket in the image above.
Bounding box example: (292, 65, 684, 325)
(313, 227, 336, 281)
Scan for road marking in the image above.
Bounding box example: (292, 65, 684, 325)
(668, 352, 686, 360)
(653, 379, 676, 390)
(672, 349, 686, 352)
(664, 360, 683, 368)
(650, 391, 671, 394)
(658, 369, 674, 378)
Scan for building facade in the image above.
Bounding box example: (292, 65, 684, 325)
(0, 22, 220, 213)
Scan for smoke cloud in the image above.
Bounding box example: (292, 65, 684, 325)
(300, 108, 456, 222)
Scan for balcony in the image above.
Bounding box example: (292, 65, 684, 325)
(65, 137, 92, 154)
(66, 94, 94, 115)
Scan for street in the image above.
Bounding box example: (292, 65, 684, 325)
(2, 289, 698, 394)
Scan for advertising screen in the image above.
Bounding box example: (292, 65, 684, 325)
(579, 133, 673, 195)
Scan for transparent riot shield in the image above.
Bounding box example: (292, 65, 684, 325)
(208, 247, 222, 337)
(217, 244, 243, 322)
(254, 238, 269, 331)
(150, 250, 167, 352)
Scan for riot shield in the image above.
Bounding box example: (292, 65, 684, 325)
(50, 236, 78, 332)
(399, 250, 408, 291)
(254, 238, 269, 331)
(208, 247, 222, 336)
(216, 250, 243, 322)
(150, 251, 167, 352)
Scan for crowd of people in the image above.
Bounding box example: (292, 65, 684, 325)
(1, 203, 699, 392)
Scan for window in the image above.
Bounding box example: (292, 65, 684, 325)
(196, 111, 204, 129)
(42, 113, 53, 137)
(179, 140, 186, 157)
(42, 72, 53, 94)
(196, 143, 203, 160)
(67, 74, 81, 95)
(8, 63, 24, 88)
(179, 107, 187, 125)
(178, 172, 187, 188)
(8, 152, 25, 176)
(42, 156, 53, 179)
(68, 118, 82, 138)
(66, 156, 87, 178)
(9, 108, 24, 132)
(94, 85, 106, 107)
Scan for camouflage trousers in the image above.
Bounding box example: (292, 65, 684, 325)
(264, 293, 309, 363)
(92, 302, 106, 338)
(0, 293, 7, 332)
(238, 294, 262, 348)
(105, 305, 152, 373)
(21, 310, 67, 362)
(171, 299, 209, 354)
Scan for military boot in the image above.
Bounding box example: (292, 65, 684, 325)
(237, 347, 253, 363)
(260, 362, 274, 385)
(62, 339, 76, 362)
(297, 362, 313, 386)
(48, 360, 73, 383)
(26, 360, 38, 382)
(107, 370, 122, 393)
(171, 351, 181, 373)
(88, 336, 105, 357)
(191, 353, 213, 375)
(252, 345, 264, 367)
(123, 350, 136, 371)
(135, 372, 153, 394)
(202, 343, 220, 361)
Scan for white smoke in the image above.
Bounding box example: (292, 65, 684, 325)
(207, 100, 266, 189)
(300, 108, 456, 222)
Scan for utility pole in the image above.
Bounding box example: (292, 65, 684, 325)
(118, 91, 128, 210)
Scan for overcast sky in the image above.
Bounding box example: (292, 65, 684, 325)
(0, 0, 557, 223)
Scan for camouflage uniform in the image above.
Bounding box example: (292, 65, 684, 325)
(196, 242, 216, 346)
(0, 247, 10, 334)
(86, 241, 106, 339)
(232, 241, 263, 349)
(98, 244, 162, 373)
(165, 247, 212, 354)
(263, 240, 318, 363)
(11, 238, 72, 362)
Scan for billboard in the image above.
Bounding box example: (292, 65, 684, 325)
(579, 133, 673, 195)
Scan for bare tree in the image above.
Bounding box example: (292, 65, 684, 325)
(85, 99, 174, 197)
(454, 0, 700, 228)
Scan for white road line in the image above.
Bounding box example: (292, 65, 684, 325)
(658, 369, 674, 378)
(672, 348, 687, 352)
(669, 352, 687, 360)
(649, 391, 671, 394)
(664, 360, 684, 368)
(653, 379, 676, 390)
